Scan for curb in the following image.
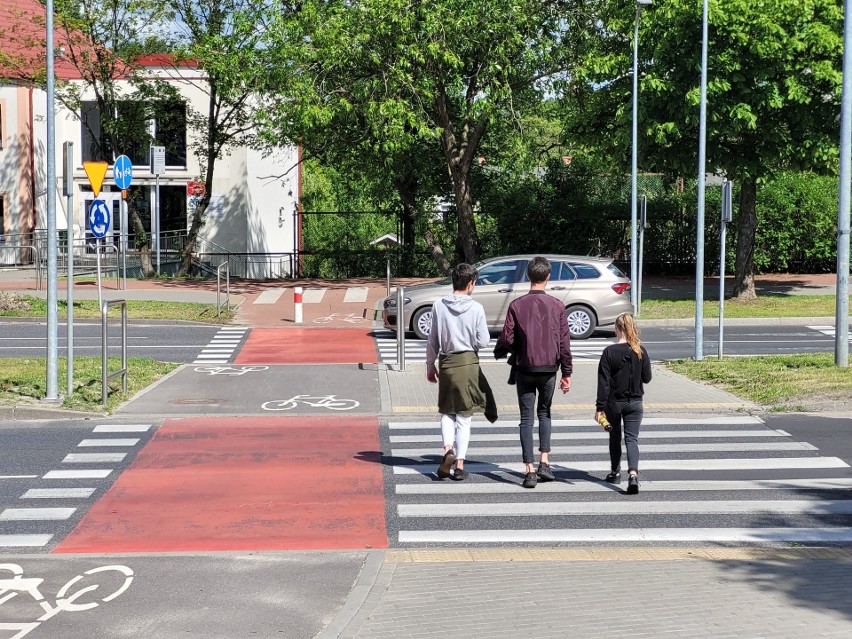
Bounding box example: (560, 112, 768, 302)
(0, 405, 106, 420)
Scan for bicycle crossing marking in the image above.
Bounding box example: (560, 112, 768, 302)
(192, 326, 249, 364)
(254, 288, 285, 304)
(373, 331, 610, 363)
(385, 417, 852, 546)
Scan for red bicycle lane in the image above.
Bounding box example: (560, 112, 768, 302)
(53, 328, 389, 554)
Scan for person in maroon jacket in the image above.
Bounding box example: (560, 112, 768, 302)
(494, 256, 573, 489)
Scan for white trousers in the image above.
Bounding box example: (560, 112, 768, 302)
(440, 413, 472, 460)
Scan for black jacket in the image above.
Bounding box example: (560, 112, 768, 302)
(595, 343, 652, 410)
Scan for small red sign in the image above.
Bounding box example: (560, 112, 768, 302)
(187, 181, 206, 197)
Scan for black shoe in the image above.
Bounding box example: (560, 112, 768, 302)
(452, 467, 469, 481)
(627, 474, 639, 494)
(605, 471, 622, 484)
(536, 462, 556, 482)
(437, 450, 456, 479)
(522, 472, 538, 489)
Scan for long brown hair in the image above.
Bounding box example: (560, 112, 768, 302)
(615, 313, 642, 359)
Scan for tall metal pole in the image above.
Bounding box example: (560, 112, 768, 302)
(64, 142, 75, 396)
(836, 0, 852, 367)
(156, 174, 161, 274)
(45, 0, 59, 401)
(695, 0, 709, 361)
(630, 5, 641, 311)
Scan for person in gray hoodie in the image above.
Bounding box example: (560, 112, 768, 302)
(426, 263, 495, 481)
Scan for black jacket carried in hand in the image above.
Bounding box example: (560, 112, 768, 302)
(595, 343, 652, 410)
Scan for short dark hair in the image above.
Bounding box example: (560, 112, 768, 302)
(452, 263, 478, 291)
(527, 256, 551, 284)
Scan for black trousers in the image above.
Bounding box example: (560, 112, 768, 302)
(516, 371, 556, 464)
(606, 399, 643, 473)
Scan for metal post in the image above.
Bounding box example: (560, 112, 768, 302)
(65, 149, 75, 397)
(630, 4, 641, 310)
(121, 197, 127, 289)
(836, 0, 852, 367)
(45, 0, 59, 401)
(396, 285, 406, 371)
(155, 174, 161, 275)
(96, 239, 103, 310)
(719, 180, 732, 360)
(387, 259, 391, 298)
(695, 0, 709, 361)
(101, 299, 127, 406)
(637, 194, 647, 316)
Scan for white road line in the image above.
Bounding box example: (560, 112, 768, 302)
(395, 477, 852, 495)
(398, 499, 852, 518)
(43, 470, 112, 479)
(398, 527, 852, 544)
(93, 425, 151, 433)
(0, 534, 53, 547)
(387, 416, 766, 429)
(343, 287, 369, 303)
(0, 475, 38, 479)
(192, 360, 228, 364)
(392, 457, 849, 475)
(302, 288, 326, 303)
(63, 453, 127, 463)
(390, 430, 788, 443)
(254, 288, 285, 304)
(0, 508, 76, 521)
(392, 442, 817, 457)
(78, 438, 139, 447)
(21, 488, 96, 499)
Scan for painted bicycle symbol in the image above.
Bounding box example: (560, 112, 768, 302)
(261, 395, 360, 411)
(313, 312, 365, 325)
(193, 366, 269, 376)
(0, 563, 133, 638)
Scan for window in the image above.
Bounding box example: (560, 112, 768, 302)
(477, 260, 526, 285)
(0, 193, 5, 241)
(0, 101, 5, 150)
(569, 262, 602, 279)
(81, 100, 187, 167)
(553, 262, 577, 281)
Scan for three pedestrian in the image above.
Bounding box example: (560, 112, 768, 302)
(595, 312, 652, 494)
(426, 263, 497, 481)
(494, 256, 573, 489)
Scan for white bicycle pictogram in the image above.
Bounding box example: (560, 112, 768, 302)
(313, 312, 365, 324)
(0, 563, 133, 638)
(261, 395, 360, 411)
(193, 365, 269, 376)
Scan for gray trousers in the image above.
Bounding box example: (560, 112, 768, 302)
(606, 399, 643, 473)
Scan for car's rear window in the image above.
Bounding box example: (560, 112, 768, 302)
(569, 262, 602, 279)
(607, 263, 627, 278)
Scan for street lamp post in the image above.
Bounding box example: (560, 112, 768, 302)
(695, 0, 709, 361)
(631, 0, 652, 311)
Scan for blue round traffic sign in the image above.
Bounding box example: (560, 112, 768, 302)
(113, 154, 133, 189)
(88, 199, 111, 238)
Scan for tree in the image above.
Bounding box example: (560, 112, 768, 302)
(261, 0, 599, 267)
(567, 0, 842, 298)
(166, 0, 268, 276)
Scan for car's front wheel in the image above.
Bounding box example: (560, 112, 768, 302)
(566, 305, 596, 339)
(411, 307, 433, 340)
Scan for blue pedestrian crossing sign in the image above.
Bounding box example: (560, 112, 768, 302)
(113, 154, 133, 189)
(89, 199, 111, 238)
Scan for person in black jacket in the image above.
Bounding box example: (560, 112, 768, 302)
(494, 256, 572, 489)
(595, 312, 652, 494)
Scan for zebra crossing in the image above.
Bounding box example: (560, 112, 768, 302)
(385, 416, 852, 545)
(374, 331, 611, 363)
(809, 325, 852, 340)
(0, 423, 153, 550)
(192, 326, 250, 364)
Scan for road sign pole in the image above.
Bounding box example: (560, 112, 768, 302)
(97, 239, 103, 310)
(45, 0, 59, 402)
(156, 175, 161, 274)
(122, 197, 127, 289)
(63, 142, 75, 397)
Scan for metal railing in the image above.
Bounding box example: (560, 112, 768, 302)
(101, 299, 128, 407)
(0, 245, 42, 290)
(217, 262, 230, 317)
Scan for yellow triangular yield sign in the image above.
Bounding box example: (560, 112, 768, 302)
(83, 161, 109, 197)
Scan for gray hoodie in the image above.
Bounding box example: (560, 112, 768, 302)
(426, 294, 490, 375)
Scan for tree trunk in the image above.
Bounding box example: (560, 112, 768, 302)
(393, 175, 418, 275)
(732, 179, 758, 300)
(129, 207, 154, 277)
(178, 197, 208, 277)
(424, 229, 451, 275)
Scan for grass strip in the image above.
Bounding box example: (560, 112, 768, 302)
(0, 357, 179, 413)
(666, 353, 852, 411)
(640, 295, 848, 319)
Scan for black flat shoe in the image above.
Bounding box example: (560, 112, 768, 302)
(437, 450, 456, 479)
(605, 471, 621, 484)
(627, 474, 639, 494)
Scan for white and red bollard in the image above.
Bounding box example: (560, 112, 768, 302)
(294, 286, 303, 324)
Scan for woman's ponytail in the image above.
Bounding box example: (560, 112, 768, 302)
(615, 313, 642, 359)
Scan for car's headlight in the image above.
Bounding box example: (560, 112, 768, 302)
(383, 297, 411, 309)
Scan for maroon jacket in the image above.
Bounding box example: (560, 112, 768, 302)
(494, 290, 573, 377)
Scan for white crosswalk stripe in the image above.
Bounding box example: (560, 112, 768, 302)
(386, 417, 852, 546)
(192, 326, 249, 364)
(374, 331, 610, 363)
(808, 325, 852, 341)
